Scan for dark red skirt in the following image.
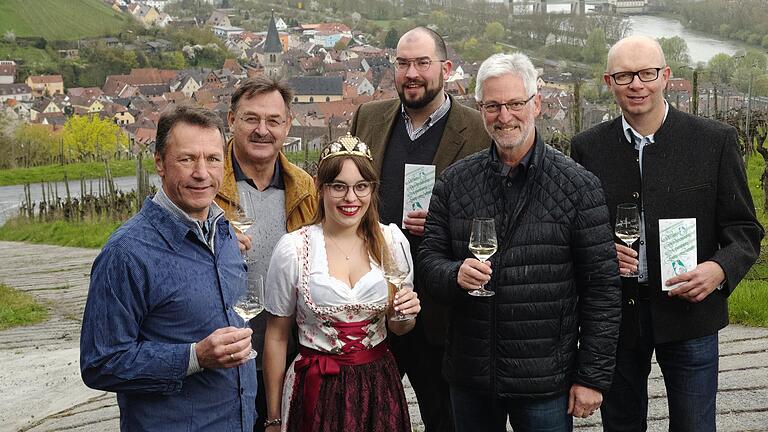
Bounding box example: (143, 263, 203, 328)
(286, 350, 411, 432)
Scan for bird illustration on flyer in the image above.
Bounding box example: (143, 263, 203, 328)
(659, 218, 697, 291)
(402, 164, 435, 228)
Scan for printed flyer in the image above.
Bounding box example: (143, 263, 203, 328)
(659, 218, 697, 291)
(402, 164, 436, 228)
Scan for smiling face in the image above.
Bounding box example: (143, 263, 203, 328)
(155, 123, 224, 221)
(321, 158, 372, 232)
(395, 29, 451, 112)
(228, 90, 291, 167)
(604, 37, 670, 125)
(480, 73, 540, 152)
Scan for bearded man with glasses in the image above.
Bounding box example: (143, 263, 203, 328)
(572, 36, 763, 432)
(349, 26, 488, 432)
(216, 76, 317, 432)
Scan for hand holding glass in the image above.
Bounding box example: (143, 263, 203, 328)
(615, 203, 641, 278)
(233, 273, 264, 360)
(468, 218, 497, 297)
(382, 241, 415, 322)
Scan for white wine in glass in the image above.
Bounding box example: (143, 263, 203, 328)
(615, 203, 641, 278)
(468, 218, 497, 297)
(234, 273, 264, 360)
(230, 219, 254, 234)
(382, 241, 414, 322)
(233, 189, 256, 263)
(232, 189, 256, 233)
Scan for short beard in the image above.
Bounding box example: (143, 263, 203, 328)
(400, 86, 441, 109)
(397, 76, 444, 110)
(485, 122, 532, 151)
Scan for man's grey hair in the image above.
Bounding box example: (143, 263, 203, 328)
(475, 53, 538, 102)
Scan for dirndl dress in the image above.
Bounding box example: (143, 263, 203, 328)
(265, 224, 413, 432)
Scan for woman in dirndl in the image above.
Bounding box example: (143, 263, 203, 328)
(262, 134, 420, 432)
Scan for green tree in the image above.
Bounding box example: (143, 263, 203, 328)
(384, 28, 399, 49)
(462, 37, 499, 63)
(658, 36, 691, 66)
(719, 24, 732, 38)
(484, 22, 505, 44)
(733, 50, 768, 93)
(708, 53, 734, 85)
(165, 0, 214, 18)
(581, 28, 607, 65)
(429, 10, 450, 32)
(754, 74, 768, 97)
(161, 51, 187, 70)
(12, 124, 61, 167)
(62, 115, 129, 161)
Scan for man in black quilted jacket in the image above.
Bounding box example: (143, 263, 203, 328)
(418, 52, 622, 432)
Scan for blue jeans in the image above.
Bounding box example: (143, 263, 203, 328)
(601, 300, 718, 432)
(450, 386, 572, 432)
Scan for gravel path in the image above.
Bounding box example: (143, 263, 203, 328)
(0, 240, 766, 431)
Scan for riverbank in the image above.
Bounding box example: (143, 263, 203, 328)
(0, 159, 155, 187)
(625, 14, 747, 63)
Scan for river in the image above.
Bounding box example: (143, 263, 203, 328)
(544, 4, 744, 64)
(0, 175, 160, 227)
(625, 15, 742, 64)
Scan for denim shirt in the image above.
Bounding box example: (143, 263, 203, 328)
(80, 198, 257, 431)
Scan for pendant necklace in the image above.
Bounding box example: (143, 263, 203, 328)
(326, 233, 358, 260)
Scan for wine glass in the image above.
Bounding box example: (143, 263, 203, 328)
(468, 218, 497, 297)
(234, 273, 264, 360)
(231, 189, 256, 263)
(615, 203, 641, 278)
(382, 240, 414, 322)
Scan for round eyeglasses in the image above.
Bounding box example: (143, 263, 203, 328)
(608, 68, 663, 85)
(393, 57, 447, 72)
(324, 181, 376, 198)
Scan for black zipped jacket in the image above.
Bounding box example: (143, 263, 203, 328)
(418, 133, 622, 398)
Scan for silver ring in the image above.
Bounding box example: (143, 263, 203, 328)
(230, 353, 235, 360)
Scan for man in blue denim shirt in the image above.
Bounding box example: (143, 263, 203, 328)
(80, 105, 258, 431)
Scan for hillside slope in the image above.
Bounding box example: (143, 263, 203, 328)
(0, 0, 129, 41)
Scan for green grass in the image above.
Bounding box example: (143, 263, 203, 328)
(284, 149, 320, 167)
(0, 0, 129, 40)
(730, 153, 768, 327)
(745, 154, 768, 233)
(0, 44, 57, 70)
(0, 283, 48, 330)
(729, 280, 768, 327)
(0, 159, 156, 186)
(0, 218, 123, 248)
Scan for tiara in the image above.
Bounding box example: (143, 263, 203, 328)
(319, 133, 373, 163)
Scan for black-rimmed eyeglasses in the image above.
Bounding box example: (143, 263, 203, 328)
(608, 68, 663, 85)
(393, 57, 447, 72)
(324, 181, 376, 198)
(480, 94, 535, 114)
